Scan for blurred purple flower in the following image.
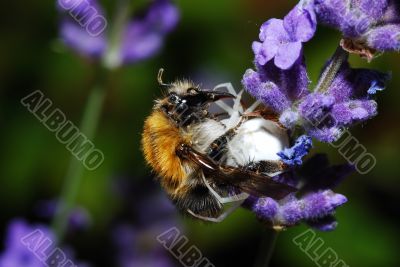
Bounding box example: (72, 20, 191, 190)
(60, 20, 107, 58)
(119, 0, 180, 65)
(35, 200, 91, 232)
(0, 220, 51, 267)
(111, 177, 181, 267)
(57, 0, 179, 67)
(112, 224, 174, 267)
(252, 1, 316, 69)
(0, 219, 90, 267)
(314, 0, 400, 58)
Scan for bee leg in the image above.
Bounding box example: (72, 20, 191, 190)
(186, 173, 249, 223)
(187, 199, 244, 223)
(201, 173, 249, 204)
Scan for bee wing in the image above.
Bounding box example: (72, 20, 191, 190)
(216, 165, 296, 199)
(178, 144, 296, 199)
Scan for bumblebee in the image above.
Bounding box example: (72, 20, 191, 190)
(141, 69, 296, 222)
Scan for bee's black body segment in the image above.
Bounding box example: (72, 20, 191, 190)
(173, 183, 222, 218)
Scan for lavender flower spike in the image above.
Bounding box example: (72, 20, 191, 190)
(248, 190, 347, 230)
(314, 0, 400, 59)
(253, 2, 316, 69)
(244, 153, 353, 230)
(278, 135, 313, 166)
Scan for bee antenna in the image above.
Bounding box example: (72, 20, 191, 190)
(157, 68, 171, 87)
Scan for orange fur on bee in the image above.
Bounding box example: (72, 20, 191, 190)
(142, 110, 190, 195)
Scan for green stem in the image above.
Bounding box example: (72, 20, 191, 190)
(315, 46, 349, 93)
(254, 230, 280, 267)
(102, 0, 132, 69)
(52, 83, 106, 242)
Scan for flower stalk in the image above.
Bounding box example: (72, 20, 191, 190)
(103, 0, 133, 69)
(52, 75, 107, 242)
(314, 46, 349, 93)
(254, 230, 279, 267)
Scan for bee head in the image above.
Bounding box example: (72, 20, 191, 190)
(158, 81, 234, 126)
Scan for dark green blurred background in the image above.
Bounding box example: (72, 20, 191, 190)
(1, 0, 400, 266)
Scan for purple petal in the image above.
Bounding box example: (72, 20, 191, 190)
(259, 18, 288, 42)
(277, 135, 313, 166)
(252, 40, 278, 66)
(60, 20, 107, 58)
(274, 41, 302, 70)
(352, 69, 391, 97)
(366, 24, 400, 51)
(368, 79, 387, 95)
(283, 5, 317, 42)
